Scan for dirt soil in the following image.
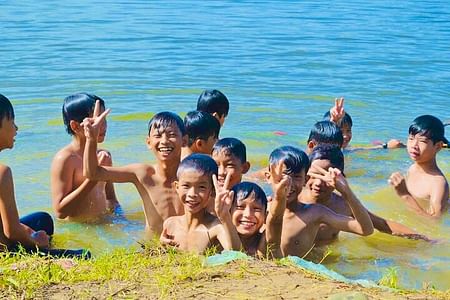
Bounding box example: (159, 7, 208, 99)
(2, 260, 441, 300)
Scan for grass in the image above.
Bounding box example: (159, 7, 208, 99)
(0, 243, 449, 299)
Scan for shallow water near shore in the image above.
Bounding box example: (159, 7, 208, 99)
(1, 0, 449, 291)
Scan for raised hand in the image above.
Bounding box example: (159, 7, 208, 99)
(81, 100, 110, 141)
(329, 97, 345, 124)
(388, 172, 409, 196)
(160, 227, 179, 247)
(213, 172, 234, 222)
(268, 162, 291, 202)
(308, 165, 348, 195)
(387, 139, 406, 149)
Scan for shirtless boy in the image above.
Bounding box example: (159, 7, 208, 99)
(51, 93, 120, 222)
(300, 144, 428, 244)
(265, 146, 373, 257)
(1, 94, 89, 258)
(160, 154, 240, 253)
(180, 110, 220, 160)
(82, 103, 186, 238)
(389, 115, 449, 217)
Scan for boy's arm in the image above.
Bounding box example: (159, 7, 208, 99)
(264, 163, 291, 258)
(310, 166, 373, 235)
(213, 174, 242, 251)
(0, 166, 49, 248)
(51, 153, 98, 219)
(97, 150, 121, 212)
(389, 172, 446, 218)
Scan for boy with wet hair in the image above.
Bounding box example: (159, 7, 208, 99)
(82, 104, 187, 238)
(0, 94, 89, 258)
(265, 146, 374, 257)
(306, 121, 344, 154)
(389, 115, 449, 217)
(197, 89, 229, 127)
(160, 154, 241, 253)
(301, 144, 429, 244)
(51, 93, 120, 222)
(180, 110, 221, 160)
(211, 137, 250, 189)
(324, 97, 404, 150)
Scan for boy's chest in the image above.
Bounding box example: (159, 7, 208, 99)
(406, 174, 431, 200)
(174, 228, 211, 252)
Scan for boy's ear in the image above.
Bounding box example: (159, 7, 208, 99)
(145, 136, 152, 150)
(242, 161, 250, 174)
(193, 139, 203, 152)
(264, 167, 271, 183)
(306, 141, 316, 154)
(173, 180, 179, 190)
(69, 120, 82, 134)
(435, 141, 443, 152)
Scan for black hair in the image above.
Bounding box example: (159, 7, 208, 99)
(0, 94, 15, 126)
(307, 121, 344, 148)
(212, 137, 246, 164)
(184, 110, 221, 147)
(177, 153, 218, 182)
(232, 181, 268, 212)
(197, 89, 229, 118)
(409, 115, 448, 144)
(269, 146, 310, 175)
(323, 111, 353, 128)
(309, 144, 344, 172)
(62, 93, 105, 135)
(148, 111, 186, 136)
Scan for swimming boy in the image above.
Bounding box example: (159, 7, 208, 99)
(300, 144, 428, 244)
(159, 154, 240, 253)
(82, 102, 186, 238)
(180, 110, 221, 160)
(0, 94, 90, 258)
(197, 89, 229, 127)
(389, 115, 449, 218)
(51, 93, 120, 222)
(324, 97, 404, 150)
(266, 146, 373, 257)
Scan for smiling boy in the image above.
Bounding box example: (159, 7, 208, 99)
(82, 102, 186, 238)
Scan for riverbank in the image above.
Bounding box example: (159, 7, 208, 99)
(0, 246, 447, 299)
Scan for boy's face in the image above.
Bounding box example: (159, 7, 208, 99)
(266, 163, 306, 204)
(0, 117, 18, 150)
(407, 133, 441, 163)
(198, 135, 218, 155)
(147, 123, 185, 162)
(306, 159, 334, 201)
(212, 150, 249, 189)
(231, 193, 265, 237)
(175, 169, 213, 214)
(341, 124, 352, 149)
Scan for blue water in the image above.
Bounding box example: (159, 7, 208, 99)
(0, 1, 449, 291)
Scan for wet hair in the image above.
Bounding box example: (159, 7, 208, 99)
(0, 94, 15, 126)
(307, 121, 344, 148)
(409, 115, 448, 145)
(212, 137, 246, 164)
(197, 89, 229, 118)
(323, 111, 353, 128)
(148, 111, 186, 136)
(309, 144, 344, 172)
(62, 93, 105, 135)
(269, 146, 310, 175)
(184, 110, 221, 147)
(232, 181, 268, 212)
(177, 153, 218, 183)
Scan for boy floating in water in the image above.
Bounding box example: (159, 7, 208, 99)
(389, 115, 449, 217)
(0, 94, 89, 258)
(82, 102, 186, 238)
(51, 93, 120, 222)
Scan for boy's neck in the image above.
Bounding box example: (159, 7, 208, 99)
(70, 136, 86, 153)
(184, 210, 207, 229)
(414, 158, 439, 173)
(155, 160, 179, 181)
(239, 233, 260, 250)
(180, 147, 193, 161)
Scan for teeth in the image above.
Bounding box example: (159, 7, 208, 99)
(159, 147, 173, 153)
(240, 221, 255, 226)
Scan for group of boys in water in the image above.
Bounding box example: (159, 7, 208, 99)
(0, 91, 448, 259)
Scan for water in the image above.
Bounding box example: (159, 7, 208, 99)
(1, 0, 449, 290)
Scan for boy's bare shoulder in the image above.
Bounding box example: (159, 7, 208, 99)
(0, 164, 12, 178)
(128, 163, 157, 180)
(52, 145, 79, 164)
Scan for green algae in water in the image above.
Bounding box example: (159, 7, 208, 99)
(110, 112, 154, 122)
